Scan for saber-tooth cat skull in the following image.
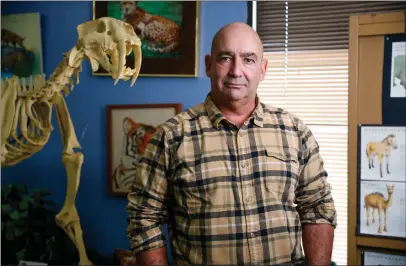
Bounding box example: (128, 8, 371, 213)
(72, 17, 142, 86)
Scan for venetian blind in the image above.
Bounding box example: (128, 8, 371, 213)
(254, 1, 406, 265)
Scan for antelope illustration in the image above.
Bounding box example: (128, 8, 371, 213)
(366, 134, 398, 178)
(364, 184, 394, 233)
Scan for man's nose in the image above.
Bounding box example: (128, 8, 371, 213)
(228, 59, 243, 77)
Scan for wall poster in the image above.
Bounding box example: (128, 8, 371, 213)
(382, 33, 406, 125)
(357, 125, 406, 240)
(362, 251, 406, 266)
(1, 12, 44, 80)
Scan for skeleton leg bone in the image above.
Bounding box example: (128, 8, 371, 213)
(54, 93, 92, 266)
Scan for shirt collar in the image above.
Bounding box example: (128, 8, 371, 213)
(204, 94, 264, 129)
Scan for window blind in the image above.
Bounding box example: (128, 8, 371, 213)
(257, 1, 406, 52)
(254, 1, 406, 265)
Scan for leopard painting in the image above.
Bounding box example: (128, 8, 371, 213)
(120, 1, 180, 54)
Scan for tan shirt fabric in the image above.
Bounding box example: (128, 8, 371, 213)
(126, 95, 337, 266)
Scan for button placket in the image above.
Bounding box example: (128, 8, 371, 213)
(237, 127, 260, 263)
(237, 128, 247, 173)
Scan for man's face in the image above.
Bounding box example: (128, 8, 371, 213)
(205, 28, 267, 102)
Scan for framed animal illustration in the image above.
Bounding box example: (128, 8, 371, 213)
(356, 124, 406, 240)
(93, 1, 200, 77)
(360, 247, 406, 266)
(1, 12, 44, 79)
(382, 33, 406, 125)
(106, 103, 182, 196)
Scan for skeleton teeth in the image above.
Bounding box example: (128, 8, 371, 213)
(114, 40, 126, 85)
(126, 43, 132, 55)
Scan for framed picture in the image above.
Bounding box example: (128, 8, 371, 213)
(1, 12, 44, 80)
(360, 247, 406, 266)
(107, 103, 182, 196)
(18, 261, 47, 266)
(93, 1, 199, 77)
(382, 33, 406, 125)
(356, 124, 406, 240)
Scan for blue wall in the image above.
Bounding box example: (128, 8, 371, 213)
(1, 0, 248, 258)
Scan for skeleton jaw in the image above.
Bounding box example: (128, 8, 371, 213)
(76, 17, 142, 87)
(85, 40, 140, 86)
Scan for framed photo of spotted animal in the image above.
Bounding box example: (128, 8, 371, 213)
(356, 124, 406, 240)
(107, 103, 182, 196)
(92, 1, 199, 77)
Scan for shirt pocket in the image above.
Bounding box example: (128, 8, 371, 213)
(173, 160, 231, 213)
(263, 148, 299, 204)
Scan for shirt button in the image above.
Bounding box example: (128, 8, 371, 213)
(241, 163, 246, 168)
(250, 232, 256, 238)
(245, 196, 251, 202)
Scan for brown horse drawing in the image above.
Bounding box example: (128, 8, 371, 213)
(366, 134, 398, 178)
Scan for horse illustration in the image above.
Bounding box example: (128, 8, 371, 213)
(364, 184, 394, 233)
(366, 134, 398, 178)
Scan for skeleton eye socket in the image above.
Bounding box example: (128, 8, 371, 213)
(124, 24, 135, 35)
(97, 21, 107, 33)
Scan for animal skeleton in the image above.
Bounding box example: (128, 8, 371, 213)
(1, 17, 142, 265)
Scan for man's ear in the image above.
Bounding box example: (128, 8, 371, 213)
(205, 54, 212, 77)
(260, 58, 268, 81)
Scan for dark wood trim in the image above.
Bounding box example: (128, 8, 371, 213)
(247, 1, 253, 27)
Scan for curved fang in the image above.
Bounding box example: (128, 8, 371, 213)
(115, 40, 126, 85)
(131, 45, 142, 87)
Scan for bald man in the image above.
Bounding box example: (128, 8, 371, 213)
(126, 22, 337, 266)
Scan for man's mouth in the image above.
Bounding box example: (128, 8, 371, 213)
(224, 82, 245, 88)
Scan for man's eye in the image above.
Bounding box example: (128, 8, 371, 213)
(219, 57, 231, 62)
(245, 58, 254, 64)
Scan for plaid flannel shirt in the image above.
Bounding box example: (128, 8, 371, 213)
(126, 95, 337, 266)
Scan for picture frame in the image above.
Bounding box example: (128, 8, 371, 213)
(92, 1, 200, 77)
(356, 124, 406, 240)
(359, 246, 406, 266)
(107, 103, 182, 196)
(382, 33, 406, 125)
(1, 12, 44, 80)
(18, 261, 47, 266)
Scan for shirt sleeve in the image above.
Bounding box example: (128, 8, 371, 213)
(125, 126, 171, 254)
(294, 117, 338, 229)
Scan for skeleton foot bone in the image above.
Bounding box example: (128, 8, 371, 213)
(1, 17, 143, 265)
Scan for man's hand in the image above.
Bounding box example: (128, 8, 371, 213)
(136, 247, 168, 266)
(302, 224, 334, 266)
